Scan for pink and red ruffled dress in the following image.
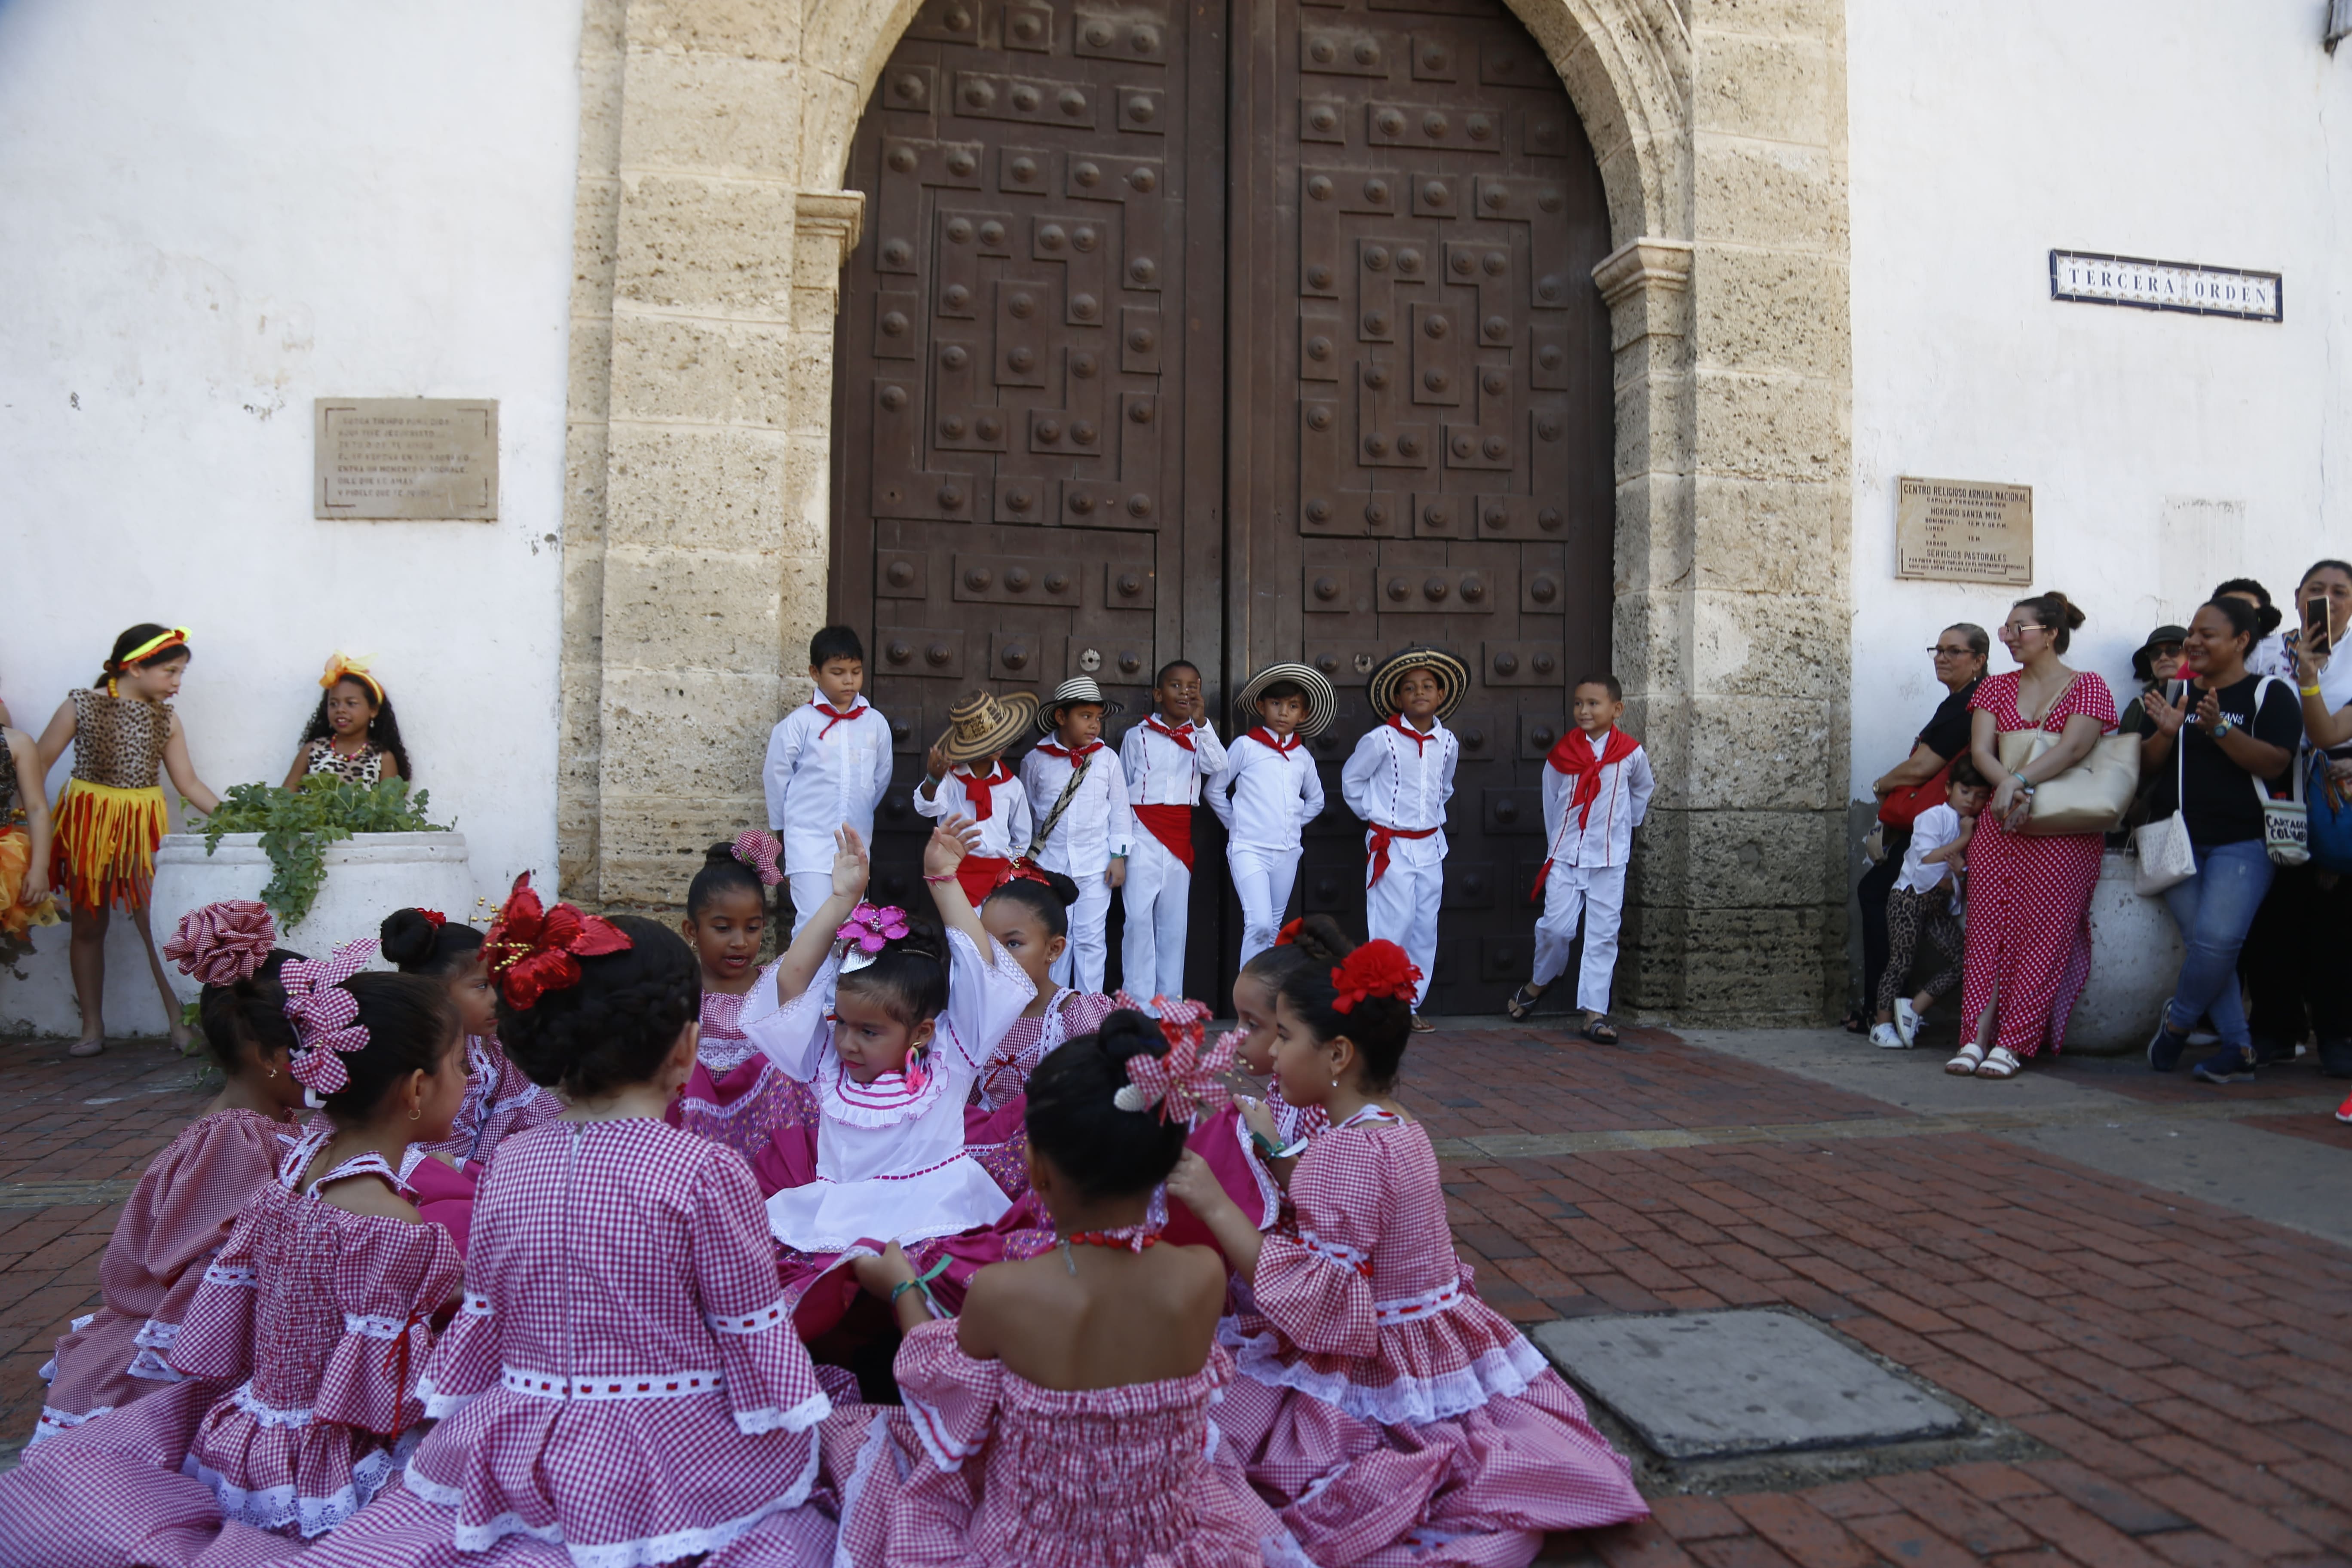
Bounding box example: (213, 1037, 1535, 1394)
(31, 1107, 291, 1448)
(972, 986, 1120, 1110)
(668, 963, 822, 1168)
(1215, 1109, 1648, 1567)
(307, 1116, 836, 1567)
(829, 1320, 1302, 1568)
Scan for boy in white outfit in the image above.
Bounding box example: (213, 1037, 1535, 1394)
(1511, 674, 1654, 1043)
(914, 689, 1038, 910)
(1209, 663, 1334, 968)
(1020, 676, 1134, 991)
(1341, 647, 1465, 1026)
(763, 625, 893, 934)
(1119, 660, 1226, 1001)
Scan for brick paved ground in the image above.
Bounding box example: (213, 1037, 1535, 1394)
(3, 1021, 2348, 1568)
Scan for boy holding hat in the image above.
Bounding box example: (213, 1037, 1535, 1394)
(1343, 647, 1467, 1025)
(1020, 676, 1134, 990)
(1512, 673, 1653, 1044)
(1210, 662, 1335, 966)
(917, 689, 1039, 907)
(1120, 659, 1227, 1001)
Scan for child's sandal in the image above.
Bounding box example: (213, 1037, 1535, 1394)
(1505, 984, 1544, 1021)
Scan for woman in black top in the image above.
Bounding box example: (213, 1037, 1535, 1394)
(1849, 624, 1988, 1034)
(2140, 598, 2303, 1084)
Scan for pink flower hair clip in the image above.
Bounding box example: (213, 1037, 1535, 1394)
(280, 939, 379, 1102)
(1114, 997, 1235, 1124)
(835, 902, 910, 973)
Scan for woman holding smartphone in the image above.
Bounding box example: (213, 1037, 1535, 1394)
(2241, 560, 2352, 1083)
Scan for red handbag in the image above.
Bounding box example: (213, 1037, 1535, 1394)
(1877, 758, 1951, 829)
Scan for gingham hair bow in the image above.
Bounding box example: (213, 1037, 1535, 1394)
(162, 900, 277, 986)
(835, 902, 910, 955)
(281, 940, 379, 1098)
(732, 830, 784, 888)
(1112, 998, 1234, 1124)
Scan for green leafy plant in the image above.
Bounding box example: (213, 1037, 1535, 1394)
(202, 777, 446, 929)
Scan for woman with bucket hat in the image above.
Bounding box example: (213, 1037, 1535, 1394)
(1343, 647, 1468, 1027)
(917, 689, 1039, 907)
(1208, 662, 1336, 967)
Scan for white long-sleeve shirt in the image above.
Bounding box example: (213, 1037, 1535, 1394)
(1341, 716, 1459, 868)
(1208, 729, 1325, 852)
(914, 762, 1032, 861)
(1540, 734, 1654, 870)
(763, 696, 893, 872)
(1019, 740, 1133, 876)
(1120, 716, 1229, 806)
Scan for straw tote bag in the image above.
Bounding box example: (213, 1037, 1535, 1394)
(1996, 730, 2141, 837)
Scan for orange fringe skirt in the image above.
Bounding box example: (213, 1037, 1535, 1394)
(0, 825, 61, 958)
(50, 781, 169, 913)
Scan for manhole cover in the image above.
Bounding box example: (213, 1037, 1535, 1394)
(1531, 1310, 1966, 1461)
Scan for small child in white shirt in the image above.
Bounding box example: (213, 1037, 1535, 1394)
(1208, 663, 1334, 968)
(1871, 759, 1991, 1049)
(916, 689, 1038, 910)
(1019, 677, 1134, 992)
(1119, 660, 1227, 1002)
(763, 626, 892, 934)
(1341, 648, 1464, 1024)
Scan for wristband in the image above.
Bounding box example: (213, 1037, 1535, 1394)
(922, 873, 957, 884)
(2303, 685, 2324, 698)
(889, 1255, 952, 1315)
(1249, 1129, 1310, 1160)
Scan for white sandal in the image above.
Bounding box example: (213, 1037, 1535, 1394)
(1945, 1043, 1984, 1076)
(1974, 1046, 2023, 1080)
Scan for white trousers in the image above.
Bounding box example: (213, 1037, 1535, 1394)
(787, 870, 833, 938)
(1049, 872, 1113, 993)
(1364, 852, 1441, 1008)
(1230, 844, 1300, 970)
(1120, 833, 1192, 1002)
(1529, 863, 1628, 1014)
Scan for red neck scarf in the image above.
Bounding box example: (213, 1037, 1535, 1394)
(1146, 717, 1196, 752)
(1036, 740, 1106, 769)
(958, 761, 1015, 821)
(813, 698, 865, 739)
(1387, 714, 1437, 753)
(1547, 727, 1640, 830)
(1249, 727, 1302, 755)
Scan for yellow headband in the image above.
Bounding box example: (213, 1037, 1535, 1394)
(320, 651, 384, 704)
(116, 627, 190, 667)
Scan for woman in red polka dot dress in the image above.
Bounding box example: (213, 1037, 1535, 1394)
(1951, 591, 2119, 1080)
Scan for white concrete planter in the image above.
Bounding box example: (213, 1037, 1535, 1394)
(2067, 849, 2187, 1055)
(150, 832, 475, 1004)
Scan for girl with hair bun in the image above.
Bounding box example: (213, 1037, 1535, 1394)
(828, 1007, 1300, 1568)
(21, 902, 308, 1453)
(300, 876, 838, 1568)
(971, 862, 1118, 1111)
(0, 945, 470, 1562)
(664, 833, 821, 1167)
(380, 906, 559, 1169)
(1169, 933, 1649, 1565)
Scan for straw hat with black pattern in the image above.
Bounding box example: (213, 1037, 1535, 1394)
(1231, 662, 1338, 738)
(938, 688, 1040, 764)
(1035, 676, 1126, 732)
(1366, 645, 1470, 722)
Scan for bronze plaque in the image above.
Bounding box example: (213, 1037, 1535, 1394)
(315, 398, 499, 520)
(1896, 476, 2032, 586)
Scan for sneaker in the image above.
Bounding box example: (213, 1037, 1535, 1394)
(2336, 1088, 2351, 1124)
(2191, 1047, 2256, 1085)
(1870, 1023, 1908, 1050)
(1895, 999, 1922, 1048)
(2251, 1035, 2297, 1067)
(2147, 1020, 2188, 1072)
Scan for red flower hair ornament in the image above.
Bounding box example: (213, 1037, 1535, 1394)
(281, 940, 379, 1100)
(484, 873, 634, 1011)
(1330, 940, 1422, 1014)
(1112, 997, 1235, 1124)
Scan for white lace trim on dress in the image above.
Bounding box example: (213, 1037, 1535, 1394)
(344, 1311, 418, 1338)
(705, 1295, 794, 1335)
(29, 1403, 111, 1445)
(903, 1390, 987, 1473)
(1218, 1320, 1550, 1427)
(732, 1387, 833, 1437)
(229, 1380, 317, 1428)
(128, 1317, 189, 1383)
(417, 1372, 481, 1421)
(184, 1441, 398, 1537)
(501, 1364, 727, 1400)
(833, 1409, 900, 1568)
(460, 1291, 493, 1317)
(202, 1261, 260, 1289)
(1372, 1278, 1467, 1325)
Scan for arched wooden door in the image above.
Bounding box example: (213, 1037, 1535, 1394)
(831, 0, 1613, 1011)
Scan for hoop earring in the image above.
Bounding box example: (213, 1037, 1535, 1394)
(408, 1104, 421, 1122)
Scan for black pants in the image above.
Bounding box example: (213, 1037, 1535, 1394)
(2242, 861, 2352, 1074)
(1855, 827, 1909, 1019)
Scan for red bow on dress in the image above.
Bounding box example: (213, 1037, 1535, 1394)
(281, 940, 380, 1096)
(959, 762, 1016, 821)
(1248, 728, 1302, 754)
(732, 830, 784, 887)
(1330, 940, 1422, 1015)
(484, 874, 634, 1011)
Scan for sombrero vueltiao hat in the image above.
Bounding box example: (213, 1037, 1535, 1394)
(939, 689, 1040, 764)
(1232, 662, 1338, 739)
(1366, 645, 1471, 722)
(1035, 676, 1126, 732)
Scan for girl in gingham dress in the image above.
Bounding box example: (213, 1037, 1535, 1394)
(297, 877, 839, 1568)
(24, 903, 306, 1452)
(1170, 933, 1649, 1566)
(0, 947, 471, 1565)
(824, 1008, 1302, 1568)
(662, 836, 820, 1171)
(380, 908, 559, 1169)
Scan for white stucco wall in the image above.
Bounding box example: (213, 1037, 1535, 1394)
(1847, 0, 2352, 789)
(0, 0, 583, 1035)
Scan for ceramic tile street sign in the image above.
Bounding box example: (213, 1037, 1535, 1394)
(1895, 476, 2032, 586)
(315, 398, 499, 519)
(2050, 251, 2282, 323)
